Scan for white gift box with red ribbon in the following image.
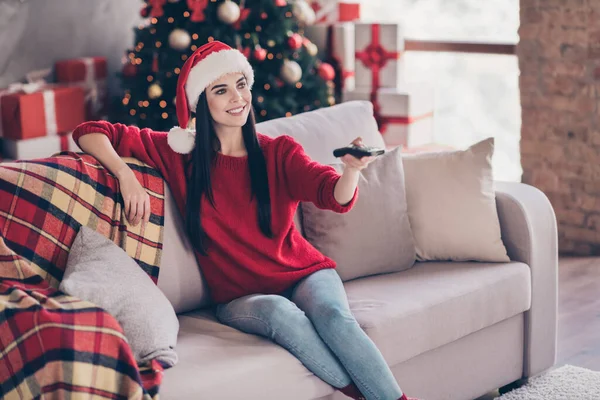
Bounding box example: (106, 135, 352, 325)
(354, 23, 405, 90)
(343, 83, 435, 148)
(1, 132, 78, 160)
(304, 22, 355, 91)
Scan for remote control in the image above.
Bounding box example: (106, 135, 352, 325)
(333, 144, 385, 159)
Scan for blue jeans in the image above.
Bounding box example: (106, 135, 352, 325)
(214, 268, 403, 400)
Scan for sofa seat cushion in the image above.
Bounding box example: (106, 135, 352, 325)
(161, 311, 335, 400)
(346, 261, 531, 367)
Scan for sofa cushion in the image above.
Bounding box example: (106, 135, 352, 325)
(302, 147, 416, 281)
(256, 100, 385, 166)
(161, 310, 337, 400)
(346, 260, 531, 367)
(160, 261, 530, 398)
(158, 185, 211, 313)
(59, 226, 179, 367)
(402, 138, 510, 262)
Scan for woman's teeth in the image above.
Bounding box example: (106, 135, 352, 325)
(227, 105, 245, 115)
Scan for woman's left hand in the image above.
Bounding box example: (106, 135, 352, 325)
(340, 137, 376, 171)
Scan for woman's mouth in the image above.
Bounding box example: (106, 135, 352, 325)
(226, 104, 246, 116)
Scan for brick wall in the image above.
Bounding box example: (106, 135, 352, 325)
(518, 0, 600, 256)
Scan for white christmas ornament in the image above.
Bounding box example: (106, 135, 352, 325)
(281, 60, 302, 84)
(217, 0, 241, 24)
(169, 29, 192, 51)
(293, 1, 316, 25)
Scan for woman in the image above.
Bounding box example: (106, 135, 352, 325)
(72, 41, 419, 400)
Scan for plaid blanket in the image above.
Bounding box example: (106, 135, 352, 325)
(0, 152, 166, 399)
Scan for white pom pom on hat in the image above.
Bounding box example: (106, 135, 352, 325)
(168, 40, 255, 154)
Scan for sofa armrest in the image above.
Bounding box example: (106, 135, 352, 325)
(495, 181, 558, 377)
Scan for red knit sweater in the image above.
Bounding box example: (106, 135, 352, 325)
(72, 121, 358, 304)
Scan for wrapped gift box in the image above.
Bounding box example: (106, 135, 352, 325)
(311, 1, 361, 23)
(1, 132, 78, 160)
(343, 84, 435, 148)
(0, 85, 85, 140)
(55, 57, 108, 120)
(355, 23, 404, 90)
(304, 22, 355, 91)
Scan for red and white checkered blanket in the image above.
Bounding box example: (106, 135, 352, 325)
(0, 152, 166, 399)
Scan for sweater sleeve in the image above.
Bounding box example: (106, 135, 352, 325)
(280, 135, 358, 213)
(72, 121, 171, 178)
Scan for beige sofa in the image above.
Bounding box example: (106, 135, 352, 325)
(155, 101, 558, 400)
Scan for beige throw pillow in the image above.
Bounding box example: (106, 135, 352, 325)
(301, 147, 416, 281)
(402, 137, 510, 262)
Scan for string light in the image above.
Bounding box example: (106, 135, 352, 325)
(260, 110, 267, 116)
(184, 11, 190, 17)
(122, 97, 130, 105)
(191, 45, 197, 51)
(135, 58, 142, 65)
(168, 17, 174, 23)
(143, 101, 150, 107)
(138, 101, 144, 107)
(285, 11, 292, 17)
(147, 75, 154, 82)
(208, 36, 214, 42)
(286, 112, 292, 117)
(276, 53, 283, 59)
(160, 100, 167, 108)
(264, 83, 271, 90)
(182, 54, 188, 60)
(295, 82, 302, 88)
(130, 109, 137, 115)
(162, 112, 169, 119)
(257, 96, 264, 103)
(244, 33, 251, 39)
(140, 113, 147, 120)
(255, 26, 262, 32)
(174, 67, 181, 74)
(192, 33, 199, 40)
(166, 72, 173, 77)
(267, 53, 274, 60)
(151, 18, 158, 24)
(261, 12, 268, 19)
(150, 28, 156, 34)
(156, 41, 162, 48)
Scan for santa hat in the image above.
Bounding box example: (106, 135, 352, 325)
(168, 41, 254, 154)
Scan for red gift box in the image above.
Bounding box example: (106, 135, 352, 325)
(1, 132, 77, 160)
(0, 85, 85, 140)
(55, 57, 108, 120)
(312, 1, 361, 23)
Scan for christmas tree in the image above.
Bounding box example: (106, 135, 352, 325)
(112, 0, 337, 131)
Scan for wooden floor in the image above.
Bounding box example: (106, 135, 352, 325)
(475, 256, 600, 399)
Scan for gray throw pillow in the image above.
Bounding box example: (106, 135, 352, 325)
(301, 146, 416, 281)
(59, 226, 179, 367)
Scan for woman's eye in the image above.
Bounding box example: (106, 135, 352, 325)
(238, 82, 246, 88)
(217, 89, 225, 95)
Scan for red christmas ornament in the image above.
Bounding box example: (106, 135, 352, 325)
(253, 47, 267, 61)
(149, 0, 167, 17)
(123, 63, 137, 77)
(288, 33, 302, 50)
(318, 62, 335, 81)
(152, 52, 160, 73)
(140, 6, 149, 18)
(233, 7, 252, 30)
(241, 47, 252, 58)
(187, 0, 209, 22)
(275, 0, 287, 6)
(275, 78, 285, 88)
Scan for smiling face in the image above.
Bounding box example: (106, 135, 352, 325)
(205, 72, 252, 131)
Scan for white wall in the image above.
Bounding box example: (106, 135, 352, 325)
(0, 0, 142, 94)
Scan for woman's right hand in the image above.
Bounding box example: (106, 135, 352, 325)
(116, 167, 151, 227)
